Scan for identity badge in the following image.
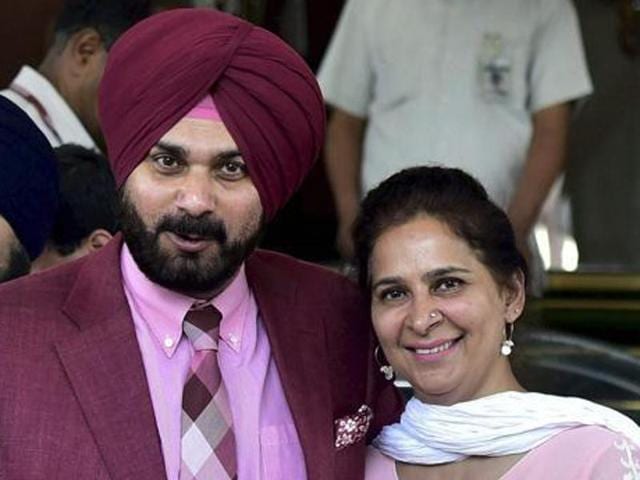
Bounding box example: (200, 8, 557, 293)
(477, 32, 512, 102)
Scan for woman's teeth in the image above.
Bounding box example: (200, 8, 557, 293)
(415, 340, 455, 355)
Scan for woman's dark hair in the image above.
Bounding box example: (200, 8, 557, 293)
(353, 166, 528, 290)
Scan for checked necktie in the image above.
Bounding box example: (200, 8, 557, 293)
(180, 305, 237, 479)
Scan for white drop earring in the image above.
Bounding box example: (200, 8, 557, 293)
(374, 345, 394, 380)
(500, 322, 515, 356)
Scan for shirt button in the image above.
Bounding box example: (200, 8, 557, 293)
(164, 337, 174, 348)
(228, 334, 239, 345)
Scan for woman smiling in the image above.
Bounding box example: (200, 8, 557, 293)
(354, 166, 640, 479)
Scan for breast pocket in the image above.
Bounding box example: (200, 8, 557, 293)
(476, 31, 528, 108)
(260, 423, 306, 480)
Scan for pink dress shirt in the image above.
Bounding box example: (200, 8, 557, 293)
(365, 425, 639, 479)
(121, 245, 306, 480)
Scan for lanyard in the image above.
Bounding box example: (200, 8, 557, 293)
(9, 83, 63, 145)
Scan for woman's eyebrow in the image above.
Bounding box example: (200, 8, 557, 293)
(422, 267, 471, 282)
(371, 276, 402, 290)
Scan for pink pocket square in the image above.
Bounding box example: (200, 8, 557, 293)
(334, 404, 373, 450)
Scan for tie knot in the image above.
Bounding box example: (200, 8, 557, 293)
(183, 305, 222, 351)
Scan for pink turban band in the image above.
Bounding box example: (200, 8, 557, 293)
(186, 94, 222, 122)
(98, 8, 325, 220)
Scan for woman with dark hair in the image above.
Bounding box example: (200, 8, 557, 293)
(354, 166, 640, 479)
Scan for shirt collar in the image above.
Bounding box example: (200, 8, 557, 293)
(11, 66, 97, 150)
(121, 244, 249, 356)
(210, 260, 250, 353)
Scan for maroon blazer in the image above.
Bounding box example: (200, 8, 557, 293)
(0, 237, 402, 479)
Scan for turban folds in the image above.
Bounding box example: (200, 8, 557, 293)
(99, 8, 325, 220)
(0, 96, 58, 259)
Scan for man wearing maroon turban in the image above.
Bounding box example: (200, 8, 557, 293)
(0, 8, 402, 480)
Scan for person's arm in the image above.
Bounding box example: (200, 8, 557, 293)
(507, 102, 570, 250)
(325, 108, 367, 260)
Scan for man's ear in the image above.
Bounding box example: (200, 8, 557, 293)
(85, 229, 113, 252)
(503, 269, 526, 323)
(65, 28, 105, 73)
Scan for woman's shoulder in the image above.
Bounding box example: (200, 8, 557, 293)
(548, 424, 626, 446)
(506, 426, 640, 479)
(365, 446, 398, 480)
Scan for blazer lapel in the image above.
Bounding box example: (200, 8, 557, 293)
(55, 238, 166, 480)
(246, 253, 334, 480)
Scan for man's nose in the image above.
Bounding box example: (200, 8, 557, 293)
(175, 172, 215, 217)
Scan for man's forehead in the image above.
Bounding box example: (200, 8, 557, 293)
(151, 93, 234, 152)
(155, 116, 238, 154)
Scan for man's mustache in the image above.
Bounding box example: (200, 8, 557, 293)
(156, 214, 227, 244)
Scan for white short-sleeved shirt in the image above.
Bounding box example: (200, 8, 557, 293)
(0, 66, 97, 150)
(318, 0, 592, 207)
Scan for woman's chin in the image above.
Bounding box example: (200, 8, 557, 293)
(411, 379, 466, 406)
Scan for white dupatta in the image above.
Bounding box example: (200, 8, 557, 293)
(373, 391, 640, 465)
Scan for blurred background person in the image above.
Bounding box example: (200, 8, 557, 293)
(318, 0, 592, 281)
(354, 166, 640, 479)
(566, 0, 640, 270)
(32, 144, 118, 272)
(0, 97, 58, 283)
(0, 0, 151, 150)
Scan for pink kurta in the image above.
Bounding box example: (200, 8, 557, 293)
(366, 426, 640, 479)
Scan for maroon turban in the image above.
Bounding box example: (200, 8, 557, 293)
(99, 8, 325, 220)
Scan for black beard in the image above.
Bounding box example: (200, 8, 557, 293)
(0, 240, 31, 283)
(119, 195, 263, 296)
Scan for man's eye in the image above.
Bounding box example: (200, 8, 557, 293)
(152, 154, 180, 170)
(432, 278, 463, 293)
(219, 159, 247, 178)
